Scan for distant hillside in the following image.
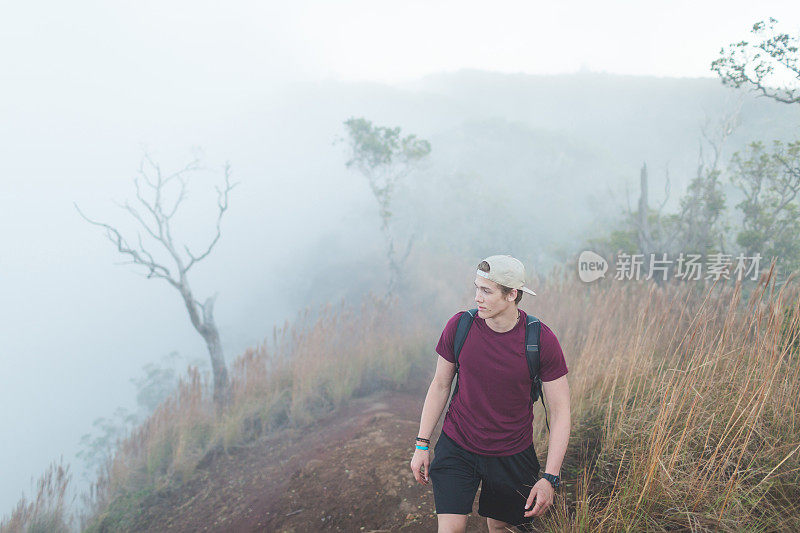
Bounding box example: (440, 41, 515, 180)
(292, 70, 800, 292)
(409, 70, 800, 168)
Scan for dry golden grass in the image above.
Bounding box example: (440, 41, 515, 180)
(0, 457, 73, 533)
(528, 261, 800, 532)
(76, 291, 437, 530)
(5, 251, 799, 532)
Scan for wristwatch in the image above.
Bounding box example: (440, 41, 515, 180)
(541, 472, 560, 489)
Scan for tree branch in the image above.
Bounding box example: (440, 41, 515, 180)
(73, 202, 178, 288)
(184, 162, 239, 273)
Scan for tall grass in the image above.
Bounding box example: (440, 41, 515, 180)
(0, 457, 73, 533)
(530, 262, 800, 532)
(5, 250, 799, 532)
(78, 291, 436, 530)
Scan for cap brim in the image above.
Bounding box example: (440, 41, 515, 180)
(521, 286, 537, 296)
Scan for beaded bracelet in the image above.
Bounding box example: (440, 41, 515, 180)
(416, 437, 430, 443)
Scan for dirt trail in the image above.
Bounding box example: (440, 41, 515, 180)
(120, 388, 542, 532)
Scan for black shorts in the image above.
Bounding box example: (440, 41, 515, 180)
(429, 430, 541, 528)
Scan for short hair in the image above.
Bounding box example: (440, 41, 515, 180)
(477, 261, 523, 304)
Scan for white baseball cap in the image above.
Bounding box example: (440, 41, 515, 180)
(477, 255, 537, 296)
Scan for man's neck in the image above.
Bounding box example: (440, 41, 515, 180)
(485, 307, 520, 333)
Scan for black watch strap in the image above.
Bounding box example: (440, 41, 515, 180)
(541, 472, 560, 489)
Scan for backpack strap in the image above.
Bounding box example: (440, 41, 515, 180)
(525, 314, 550, 432)
(451, 308, 478, 398)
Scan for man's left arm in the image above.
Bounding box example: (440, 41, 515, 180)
(541, 375, 571, 476)
(524, 374, 571, 518)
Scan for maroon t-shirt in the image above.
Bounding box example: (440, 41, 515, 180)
(435, 309, 568, 456)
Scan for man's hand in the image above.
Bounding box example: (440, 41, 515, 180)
(523, 478, 554, 517)
(410, 449, 430, 485)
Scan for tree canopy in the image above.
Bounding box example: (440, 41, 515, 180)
(712, 18, 800, 105)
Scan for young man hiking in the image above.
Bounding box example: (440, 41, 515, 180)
(410, 255, 571, 532)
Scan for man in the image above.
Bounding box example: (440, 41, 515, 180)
(410, 255, 571, 532)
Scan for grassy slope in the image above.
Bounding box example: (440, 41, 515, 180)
(4, 258, 799, 532)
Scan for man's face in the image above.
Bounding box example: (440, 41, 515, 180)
(474, 276, 514, 318)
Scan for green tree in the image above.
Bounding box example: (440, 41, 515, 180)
(713, 19, 800, 274)
(729, 140, 800, 271)
(677, 167, 726, 254)
(674, 109, 739, 255)
(711, 18, 800, 104)
(341, 117, 431, 295)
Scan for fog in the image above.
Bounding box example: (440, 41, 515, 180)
(3, 0, 800, 517)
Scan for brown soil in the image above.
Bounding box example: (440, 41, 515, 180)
(116, 388, 546, 532)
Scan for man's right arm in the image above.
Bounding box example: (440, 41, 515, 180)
(410, 355, 456, 485)
(418, 355, 456, 439)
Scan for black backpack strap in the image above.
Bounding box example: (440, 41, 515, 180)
(452, 309, 478, 397)
(524, 314, 550, 432)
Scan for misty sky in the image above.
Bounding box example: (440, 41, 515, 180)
(4, 1, 800, 99)
(3, 0, 800, 518)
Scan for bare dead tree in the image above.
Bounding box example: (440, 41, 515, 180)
(74, 153, 239, 411)
(627, 162, 673, 254)
(636, 163, 653, 254)
(699, 98, 743, 171)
